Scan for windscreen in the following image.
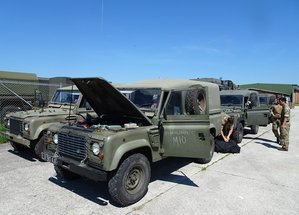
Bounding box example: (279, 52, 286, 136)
(120, 88, 162, 111)
(220, 95, 243, 106)
(51, 90, 80, 104)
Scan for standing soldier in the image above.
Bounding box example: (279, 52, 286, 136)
(278, 97, 291, 151)
(271, 98, 282, 144)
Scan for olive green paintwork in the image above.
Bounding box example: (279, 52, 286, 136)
(4, 86, 94, 148)
(44, 77, 222, 173)
(220, 89, 271, 129)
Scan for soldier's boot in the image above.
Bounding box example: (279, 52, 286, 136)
(276, 137, 281, 145)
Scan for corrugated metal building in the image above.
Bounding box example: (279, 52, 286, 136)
(240, 83, 299, 104)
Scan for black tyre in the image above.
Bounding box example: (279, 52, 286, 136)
(54, 164, 80, 180)
(251, 125, 259, 134)
(185, 89, 206, 115)
(34, 135, 46, 161)
(232, 123, 243, 143)
(10, 141, 28, 151)
(108, 153, 151, 206)
(196, 134, 214, 164)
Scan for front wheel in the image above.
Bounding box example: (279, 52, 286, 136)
(34, 135, 46, 161)
(232, 123, 243, 143)
(108, 153, 151, 206)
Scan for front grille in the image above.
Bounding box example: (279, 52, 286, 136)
(57, 132, 87, 161)
(9, 119, 22, 135)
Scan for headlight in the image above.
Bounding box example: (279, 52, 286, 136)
(53, 134, 59, 144)
(24, 123, 29, 131)
(7, 119, 10, 127)
(92, 142, 101, 155)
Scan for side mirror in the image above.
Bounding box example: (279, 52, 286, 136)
(245, 100, 252, 109)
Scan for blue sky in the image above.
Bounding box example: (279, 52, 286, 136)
(0, 0, 298, 85)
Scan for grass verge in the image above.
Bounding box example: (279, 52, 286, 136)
(0, 123, 7, 144)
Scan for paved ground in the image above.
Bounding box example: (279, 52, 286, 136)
(0, 107, 298, 215)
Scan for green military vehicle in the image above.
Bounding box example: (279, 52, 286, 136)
(3, 85, 93, 158)
(42, 77, 222, 206)
(259, 93, 276, 107)
(220, 89, 271, 143)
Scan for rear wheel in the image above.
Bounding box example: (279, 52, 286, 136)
(232, 123, 243, 143)
(251, 125, 259, 134)
(196, 134, 214, 164)
(108, 153, 151, 206)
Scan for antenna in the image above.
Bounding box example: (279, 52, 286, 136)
(68, 84, 74, 126)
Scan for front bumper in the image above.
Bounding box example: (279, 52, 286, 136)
(42, 152, 108, 182)
(1, 131, 31, 147)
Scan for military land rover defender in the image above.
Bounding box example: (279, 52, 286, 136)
(220, 89, 272, 143)
(3, 86, 93, 157)
(42, 77, 222, 206)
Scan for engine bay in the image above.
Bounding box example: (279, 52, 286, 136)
(74, 113, 140, 131)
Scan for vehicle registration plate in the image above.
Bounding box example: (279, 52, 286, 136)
(41, 152, 57, 163)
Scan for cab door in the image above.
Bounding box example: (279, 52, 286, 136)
(160, 90, 212, 159)
(246, 93, 270, 126)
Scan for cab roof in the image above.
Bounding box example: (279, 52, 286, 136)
(119, 78, 219, 91)
(220, 89, 257, 96)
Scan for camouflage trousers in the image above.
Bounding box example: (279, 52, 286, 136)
(280, 123, 290, 150)
(272, 119, 281, 139)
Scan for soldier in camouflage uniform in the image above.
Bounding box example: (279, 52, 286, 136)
(271, 101, 282, 144)
(278, 97, 291, 151)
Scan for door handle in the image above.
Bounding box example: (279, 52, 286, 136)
(198, 133, 205, 141)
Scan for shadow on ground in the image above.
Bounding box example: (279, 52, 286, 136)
(48, 157, 199, 207)
(8, 149, 40, 162)
(243, 136, 277, 144)
(48, 176, 110, 206)
(254, 142, 280, 149)
(243, 136, 280, 149)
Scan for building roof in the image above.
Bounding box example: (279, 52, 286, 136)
(239, 83, 299, 96)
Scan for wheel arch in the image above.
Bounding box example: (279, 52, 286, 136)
(108, 140, 153, 171)
(34, 122, 58, 140)
(210, 127, 216, 137)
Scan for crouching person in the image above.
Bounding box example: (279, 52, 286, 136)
(215, 112, 240, 153)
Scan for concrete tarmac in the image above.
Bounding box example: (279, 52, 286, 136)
(0, 107, 298, 215)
